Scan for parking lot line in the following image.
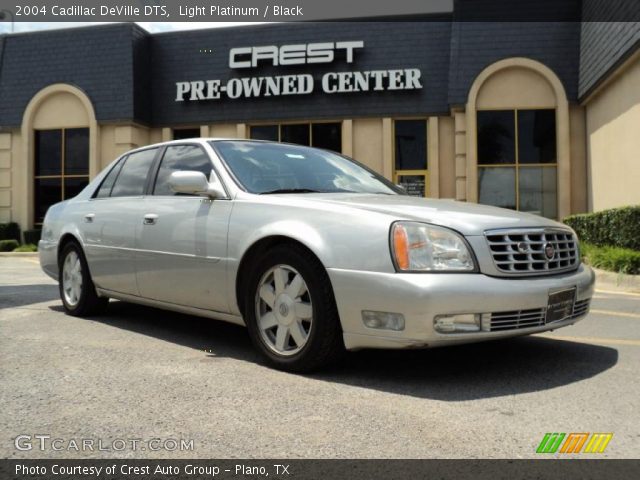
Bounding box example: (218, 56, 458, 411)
(590, 309, 640, 319)
(595, 289, 640, 298)
(541, 335, 640, 347)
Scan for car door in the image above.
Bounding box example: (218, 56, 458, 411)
(134, 144, 232, 312)
(83, 148, 159, 295)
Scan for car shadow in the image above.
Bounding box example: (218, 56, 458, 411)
(0, 284, 59, 309)
(317, 337, 619, 400)
(49, 299, 620, 401)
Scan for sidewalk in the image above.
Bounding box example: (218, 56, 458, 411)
(594, 268, 640, 294)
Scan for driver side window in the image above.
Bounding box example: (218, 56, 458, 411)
(153, 145, 213, 196)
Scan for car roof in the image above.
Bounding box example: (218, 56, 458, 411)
(123, 137, 275, 154)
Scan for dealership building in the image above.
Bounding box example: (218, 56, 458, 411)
(0, 1, 639, 232)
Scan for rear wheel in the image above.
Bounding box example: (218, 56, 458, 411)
(244, 244, 344, 372)
(59, 242, 108, 316)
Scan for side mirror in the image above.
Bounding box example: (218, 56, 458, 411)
(168, 171, 226, 199)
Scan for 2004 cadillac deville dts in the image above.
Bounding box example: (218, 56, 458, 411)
(39, 139, 595, 371)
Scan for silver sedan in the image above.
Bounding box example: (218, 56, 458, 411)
(39, 139, 595, 371)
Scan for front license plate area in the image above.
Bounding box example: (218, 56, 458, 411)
(546, 287, 576, 323)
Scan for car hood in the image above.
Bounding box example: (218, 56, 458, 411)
(297, 194, 565, 236)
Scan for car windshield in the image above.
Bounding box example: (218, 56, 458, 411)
(211, 140, 401, 195)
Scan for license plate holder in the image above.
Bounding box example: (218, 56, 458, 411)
(546, 287, 576, 323)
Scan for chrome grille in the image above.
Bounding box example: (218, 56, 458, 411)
(485, 228, 579, 275)
(571, 299, 591, 319)
(487, 308, 546, 331)
(486, 298, 591, 332)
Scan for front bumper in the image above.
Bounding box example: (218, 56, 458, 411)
(327, 264, 595, 351)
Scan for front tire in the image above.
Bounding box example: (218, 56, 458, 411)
(244, 244, 344, 372)
(59, 242, 108, 316)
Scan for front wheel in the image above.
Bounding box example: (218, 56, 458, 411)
(244, 244, 344, 372)
(59, 242, 108, 316)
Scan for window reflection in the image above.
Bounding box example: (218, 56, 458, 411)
(214, 141, 397, 195)
(110, 149, 157, 197)
(478, 167, 516, 210)
(33, 128, 89, 223)
(476, 109, 557, 218)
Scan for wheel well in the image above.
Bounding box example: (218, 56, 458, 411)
(57, 234, 81, 264)
(235, 236, 325, 317)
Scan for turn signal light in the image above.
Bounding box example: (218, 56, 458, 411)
(393, 223, 410, 270)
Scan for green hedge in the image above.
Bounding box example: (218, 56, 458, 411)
(0, 239, 19, 252)
(0, 222, 21, 243)
(23, 229, 42, 245)
(564, 205, 640, 251)
(581, 243, 640, 275)
(13, 244, 38, 252)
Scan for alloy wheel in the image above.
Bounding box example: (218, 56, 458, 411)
(255, 264, 313, 356)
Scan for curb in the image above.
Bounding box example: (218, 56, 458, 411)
(0, 252, 39, 258)
(594, 268, 640, 294)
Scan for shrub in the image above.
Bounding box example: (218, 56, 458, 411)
(0, 222, 21, 242)
(564, 205, 640, 251)
(581, 243, 640, 275)
(13, 244, 38, 252)
(23, 229, 42, 245)
(0, 239, 20, 252)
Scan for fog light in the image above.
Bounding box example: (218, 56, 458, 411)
(362, 311, 405, 331)
(434, 314, 481, 333)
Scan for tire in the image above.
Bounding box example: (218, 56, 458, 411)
(58, 241, 109, 316)
(244, 244, 345, 372)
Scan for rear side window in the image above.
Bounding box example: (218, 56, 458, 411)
(95, 157, 125, 198)
(110, 148, 158, 197)
(153, 145, 213, 196)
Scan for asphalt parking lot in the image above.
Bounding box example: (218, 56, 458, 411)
(1, 255, 639, 459)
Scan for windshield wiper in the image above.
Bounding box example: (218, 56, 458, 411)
(260, 188, 321, 194)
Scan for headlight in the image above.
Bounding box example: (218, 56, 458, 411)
(391, 221, 475, 272)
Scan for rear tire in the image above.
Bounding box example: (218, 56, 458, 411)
(59, 242, 108, 316)
(244, 244, 345, 372)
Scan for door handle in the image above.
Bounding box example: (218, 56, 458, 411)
(84, 213, 95, 223)
(143, 214, 159, 225)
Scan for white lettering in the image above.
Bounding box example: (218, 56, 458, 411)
(322, 72, 337, 93)
(265, 76, 280, 96)
(279, 44, 306, 65)
(404, 68, 423, 89)
(387, 69, 404, 90)
(253, 45, 279, 66)
(282, 75, 297, 94)
(227, 78, 243, 99)
(190, 81, 206, 101)
(175, 70, 422, 101)
(206, 80, 221, 99)
(229, 47, 252, 69)
(175, 82, 190, 101)
(228, 41, 364, 69)
(335, 41, 364, 63)
(306, 42, 334, 64)
(241, 77, 264, 97)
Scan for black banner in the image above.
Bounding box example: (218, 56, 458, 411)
(1, 460, 640, 480)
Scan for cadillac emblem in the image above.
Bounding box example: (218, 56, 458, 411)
(516, 242, 529, 254)
(544, 242, 556, 260)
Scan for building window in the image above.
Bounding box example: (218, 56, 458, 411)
(393, 119, 428, 197)
(172, 128, 200, 140)
(477, 109, 557, 218)
(249, 122, 342, 152)
(34, 128, 89, 224)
